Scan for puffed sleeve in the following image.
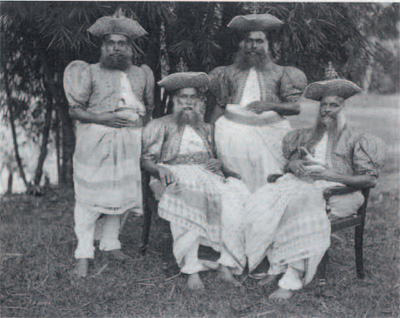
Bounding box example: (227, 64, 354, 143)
(353, 134, 386, 177)
(282, 128, 308, 160)
(140, 64, 155, 115)
(141, 119, 165, 164)
(63, 61, 92, 110)
(280, 67, 307, 102)
(209, 66, 229, 108)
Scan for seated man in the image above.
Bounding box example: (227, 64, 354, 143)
(219, 71, 385, 299)
(141, 72, 247, 290)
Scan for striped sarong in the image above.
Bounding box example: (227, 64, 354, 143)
(156, 164, 247, 268)
(220, 173, 332, 284)
(73, 123, 142, 215)
(245, 174, 333, 284)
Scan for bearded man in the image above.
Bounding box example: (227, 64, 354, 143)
(220, 71, 386, 300)
(63, 11, 155, 277)
(210, 14, 307, 192)
(142, 72, 247, 290)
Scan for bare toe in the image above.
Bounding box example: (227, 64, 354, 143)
(219, 266, 242, 287)
(258, 275, 278, 286)
(105, 250, 132, 261)
(269, 288, 293, 300)
(73, 259, 88, 278)
(187, 273, 204, 290)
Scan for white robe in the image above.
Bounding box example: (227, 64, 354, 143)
(215, 68, 292, 192)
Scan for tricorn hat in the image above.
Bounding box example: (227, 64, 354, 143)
(158, 72, 210, 92)
(88, 8, 147, 40)
(227, 14, 284, 32)
(304, 62, 362, 101)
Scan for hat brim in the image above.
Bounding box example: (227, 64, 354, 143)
(88, 16, 147, 40)
(304, 79, 362, 101)
(158, 72, 210, 92)
(228, 14, 284, 32)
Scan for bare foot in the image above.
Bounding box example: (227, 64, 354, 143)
(187, 273, 204, 290)
(73, 259, 88, 278)
(105, 249, 132, 261)
(269, 287, 293, 300)
(218, 266, 242, 287)
(258, 274, 279, 286)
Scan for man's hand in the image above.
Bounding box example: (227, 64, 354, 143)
(286, 159, 308, 177)
(224, 171, 242, 180)
(96, 112, 134, 128)
(157, 166, 176, 187)
(246, 101, 274, 114)
(203, 159, 222, 173)
(222, 166, 241, 180)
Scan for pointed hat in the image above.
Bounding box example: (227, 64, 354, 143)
(304, 62, 361, 101)
(88, 8, 147, 40)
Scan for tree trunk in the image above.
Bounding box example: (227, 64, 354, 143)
(7, 171, 13, 194)
(8, 102, 29, 189)
(3, 72, 29, 189)
(58, 98, 75, 186)
(40, 52, 75, 187)
(41, 66, 75, 186)
(33, 96, 53, 186)
(55, 108, 61, 185)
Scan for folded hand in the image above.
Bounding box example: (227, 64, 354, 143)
(204, 159, 222, 173)
(98, 112, 134, 128)
(157, 166, 176, 187)
(286, 159, 308, 177)
(246, 101, 273, 114)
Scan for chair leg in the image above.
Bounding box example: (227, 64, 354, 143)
(139, 203, 152, 256)
(139, 174, 153, 256)
(316, 252, 329, 296)
(160, 219, 172, 271)
(355, 224, 365, 279)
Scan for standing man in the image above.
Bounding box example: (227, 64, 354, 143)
(142, 72, 247, 290)
(63, 10, 155, 277)
(210, 13, 307, 192)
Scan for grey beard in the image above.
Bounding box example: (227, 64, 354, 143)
(315, 115, 338, 138)
(100, 54, 131, 71)
(234, 50, 270, 71)
(175, 111, 202, 130)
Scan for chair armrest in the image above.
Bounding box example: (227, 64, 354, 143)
(323, 186, 360, 201)
(267, 174, 284, 183)
(323, 186, 368, 214)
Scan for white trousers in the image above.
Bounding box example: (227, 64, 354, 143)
(74, 202, 123, 259)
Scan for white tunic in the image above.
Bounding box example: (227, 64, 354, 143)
(215, 68, 292, 192)
(178, 126, 208, 155)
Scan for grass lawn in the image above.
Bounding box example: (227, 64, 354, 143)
(1, 94, 399, 318)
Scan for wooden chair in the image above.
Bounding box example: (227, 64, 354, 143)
(139, 170, 173, 271)
(267, 174, 371, 292)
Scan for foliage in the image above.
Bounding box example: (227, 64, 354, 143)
(1, 2, 399, 189)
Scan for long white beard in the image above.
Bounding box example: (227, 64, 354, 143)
(175, 110, 202, 130)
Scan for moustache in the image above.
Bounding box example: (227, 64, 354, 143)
(244, 50, 264, 56)
(321, 114, 336, 119)
(109, 53, 125, 58)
